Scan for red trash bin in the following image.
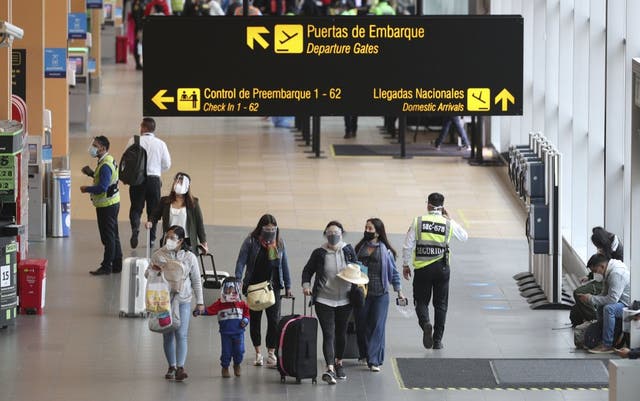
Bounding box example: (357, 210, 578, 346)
(116, 36, 128, 64)
(18, 259, 47, 315)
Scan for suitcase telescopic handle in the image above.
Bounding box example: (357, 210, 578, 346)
(303, 294, 313, 317)
(145, 225, 151, 260)
(282, 295, 295, 315)
(199, 252, 220, 278)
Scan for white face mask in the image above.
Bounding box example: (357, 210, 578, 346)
(165, 239, 179, 251)
(593, 273, 604, 282)
(173, 183, 188, 195)
(173, 176, 190, 195)
(88, 145, 99, 158)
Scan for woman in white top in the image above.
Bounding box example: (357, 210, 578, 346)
(147, 172, 208, 254)
(146, 225, 204, 381)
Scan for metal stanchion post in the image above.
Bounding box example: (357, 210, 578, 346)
(298, 116, 311, 147)
(393, 115, 412, 159)
(307, 116, 326, 159)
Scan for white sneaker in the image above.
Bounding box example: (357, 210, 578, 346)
(254, 353, 263, 366)
(266, 352, 277, 368)
(370, 365, 381, 372)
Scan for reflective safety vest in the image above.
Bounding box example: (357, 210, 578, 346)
(91, 154, 120, 208)
(372, 1, 396, 15)
(413, 214, 452, 269)
(171, 0, 185, 12)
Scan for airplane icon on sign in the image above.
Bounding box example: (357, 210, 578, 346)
(279, 31, 298, 45)
(472, 92, 485, 103)
(467, 88, 491, 111)
(274, 24, 303, 53)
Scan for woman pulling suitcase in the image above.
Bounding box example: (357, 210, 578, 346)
(301, 221, 361, 384)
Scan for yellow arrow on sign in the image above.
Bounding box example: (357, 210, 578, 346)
(494, 88, 515, 111)
(152, 89, 174, 110)
(247, 26, 270, 50)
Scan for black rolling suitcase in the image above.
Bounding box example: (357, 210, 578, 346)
(199, 251, 229, 306)
(277, 296, 318, 384)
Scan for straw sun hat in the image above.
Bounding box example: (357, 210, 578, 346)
(337, 263, 369, 285)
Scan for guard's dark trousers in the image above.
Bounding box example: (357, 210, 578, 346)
(96, 203, 123, 272)
(412, 259, 450, 342)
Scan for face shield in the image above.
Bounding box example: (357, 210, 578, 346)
(221, 279, 241, 303)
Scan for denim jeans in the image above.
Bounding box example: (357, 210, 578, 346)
(435, 116, 470, 147)
(163, 302, 191, 367)
(356, 292, 389, 366)
(220, 333, 245, 368)
(598, 302, 625, 347)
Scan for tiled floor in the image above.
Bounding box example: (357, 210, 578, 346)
(0, 62, 611, 400)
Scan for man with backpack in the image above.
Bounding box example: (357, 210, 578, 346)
(122, 117, 171, 249)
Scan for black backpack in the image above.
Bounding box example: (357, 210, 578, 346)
(119, 135, 147, 185)
(578, 319, 626, 350)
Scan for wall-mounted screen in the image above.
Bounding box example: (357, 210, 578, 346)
(68, 54, 86, 76)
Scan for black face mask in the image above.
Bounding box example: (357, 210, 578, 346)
(363, 231, 376, 241)
(261, 228, 277, 243)
(327, 234, 342, 246)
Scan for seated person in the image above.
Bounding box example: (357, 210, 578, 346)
(578, 253, 631, 353)
(571, 227, 623, 326)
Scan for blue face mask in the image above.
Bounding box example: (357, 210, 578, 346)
(88, 145, 99, 158)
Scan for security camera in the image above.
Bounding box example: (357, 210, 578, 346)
(0, 21, 24, 48)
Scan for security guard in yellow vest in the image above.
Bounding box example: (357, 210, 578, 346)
(402, 192, 467, 349)
(80, 136, 123, 276)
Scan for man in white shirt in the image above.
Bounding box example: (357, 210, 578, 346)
(124, 117, 171, 248)
(402, 192, 468, 350)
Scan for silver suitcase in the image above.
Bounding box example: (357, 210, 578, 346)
(119, 228, 150, 317)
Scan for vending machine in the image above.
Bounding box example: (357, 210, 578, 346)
(0, 120, 26, 263)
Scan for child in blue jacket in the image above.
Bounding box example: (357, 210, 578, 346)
(194, 277, 250, 377)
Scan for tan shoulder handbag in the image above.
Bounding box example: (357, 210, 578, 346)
(246, 281, 276, 311)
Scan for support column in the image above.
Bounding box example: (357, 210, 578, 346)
(0, 0, 12, 120)
(89, 8, 101, 92)
(45, 0, 69, 166)
(13, 0, 44, 136)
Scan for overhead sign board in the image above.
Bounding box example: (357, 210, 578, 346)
(143, 16, 523, 117)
